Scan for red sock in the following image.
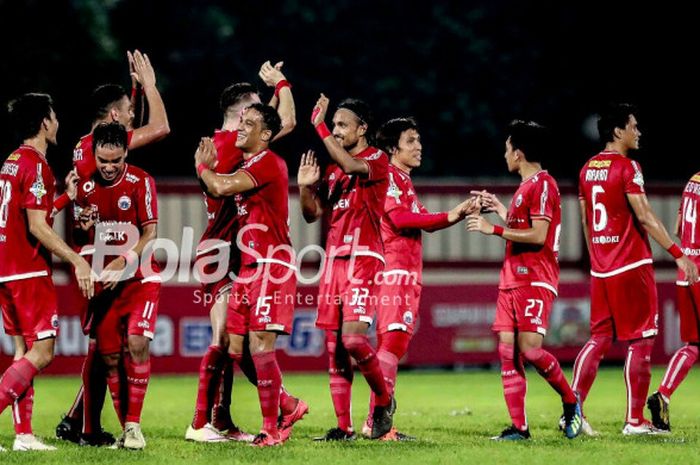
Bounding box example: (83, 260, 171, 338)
(0, 358, 39, 414)
(66, 385, 84, 422)
(279, 385, 297, 416)
(659, 344, 698, 400)
(12, 384, 34, 435)
(522, 347, 576, 404)
(499, 342, 528, 430)
(193, 345, 225, 428)
(342, 334, 391, 407)
(252, 351, 282, 434)
(327, 331, 354, 432)
(368, 331, 411, 419)
(125, 358, 151, 424)
(106, 369, 124, 428)
(624, 338, 654, 425)
(572, 336, 612, 409)
(82, 340, 108, 434)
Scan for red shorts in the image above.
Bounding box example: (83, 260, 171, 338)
(492, 285, 555, 335)
(677, 284, 700, 343)
(94, 280, 161, 354)
(227, 262, 296, 335)
(316, 256, 383, 330)
(0, 276, 58, 341)
(195, 244, 239, 300)
(590, 264, 658, 341)
(375, 271, 421, 335)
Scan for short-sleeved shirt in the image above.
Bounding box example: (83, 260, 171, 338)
(0, 145, 56, 282)
(234, 149, 293, 267)
(677, 171, 700, 284)
(499, 170, 561, 295)
(578, 151, 653, 277)
(75, 163, 159, 280)
(73, 131, 134, 179)
(381, 164, 427, 282)
(321, 146, 388, 261)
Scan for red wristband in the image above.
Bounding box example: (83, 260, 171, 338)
(274, 79, 291, 98)
(197, 163, 209, 177)
(130, 87, 138, 99)
(121, 250, 138, 267)
(54, 192, 71, 212)
(315, 122, 332, 139)
(668, 243, 684, 259)
(493, 225, 504, 236)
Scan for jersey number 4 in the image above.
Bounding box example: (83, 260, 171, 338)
(682, 196, 697, 243)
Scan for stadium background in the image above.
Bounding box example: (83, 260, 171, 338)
(0, 0, 692, 372)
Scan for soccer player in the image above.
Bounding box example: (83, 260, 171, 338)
(466, 120, 582, 440)
(195, 103, 297, 446)
(186, 61, 307, 443)
(0, 93, 94, 451)
(56, 49, 170, 446)
(647, 171, 700, 432)
(572, 103, 698, 435)
(73, 122, 160, 449)
(359, 117, 477, 440)
(298, 95, 395, 441)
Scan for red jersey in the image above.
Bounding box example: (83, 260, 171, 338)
(0, 146, 56, 282)
(322, 147, 388, 260)
(235, 149, 293, 267)
(381, 165, 428, 282)
(197, 130, 244, 254)
(500, 170, 561, 294)
(74, 164, 159, 279)
(677, 172, 700, 283)
(578, 151, 652, 277)
(73, 131, 134, 179)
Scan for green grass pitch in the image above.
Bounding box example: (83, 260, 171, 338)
(0, 367, 698, 464)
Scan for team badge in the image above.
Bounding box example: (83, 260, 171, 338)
(403, 311, 414, 325)
(118, 195, 132, 210)
(51, 314, 59, 329)
(515, 194, 523, 207)
(29, 165, 47, 203)
(387, 174, 402, 202)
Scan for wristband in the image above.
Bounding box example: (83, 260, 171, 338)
(121, 250, 138, 267)
(493, 225, 504, 236)
(54, 192, 71, 212)
(315, 122, 332, 139)
(274, 79, 291, 98)
(668, 243, 684, 259)
(197, 163, 209, 177)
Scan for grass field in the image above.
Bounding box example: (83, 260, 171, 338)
(1, 367, 698, 464)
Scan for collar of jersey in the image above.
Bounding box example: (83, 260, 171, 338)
(520, 169, 546, 184)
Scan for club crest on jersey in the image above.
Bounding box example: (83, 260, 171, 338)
(632, 164, 645, 188)
(515, 194, 523, 207)
(403, 311, 414, 325)
(118, 195, 132, 210)
(387, 175, 402, 202)
(29, 166, 47, 203)
(51, 314, 59, 329)
(83, 180, 95, 193)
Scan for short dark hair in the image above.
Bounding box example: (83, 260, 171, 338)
(92, 122, 128, 153)
(247, 103, 282, 140)
(7, 93, 54, 142)
(376, 117, 419, 154)
(91, 84, 128, 121)
(507, 119, 548, 164)
(220, 82, 258, 114)
(337, 98, 373, 134)
(597, 103, 637, 143)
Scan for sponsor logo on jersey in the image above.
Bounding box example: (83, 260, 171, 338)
(353, 306, 366, 315)
(588, 159, 612, 169)
(7, 153, 21, 161)
(83, 180, 95, 193)
(137, 320, 150, 329)
(516, 266, 529, 275)
(691, 174, 700, 183)
(126, 173, 141, 184)
(73, 148, 83, 162)
(343, 234, 354, 244)
(365, 150, 383, 161)
(51, 314, 59, 329)
(1, 163, 19, 177)
(515, 194, 523, 207)
(118, 195, 132, 210)
(403, 311, 414, 325)
(243, 151, 267, 168)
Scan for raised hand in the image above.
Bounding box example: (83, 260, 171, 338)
(130, 50, 156, 89)
(127, 51, 138, 89)
(194, 137, 217, 172)
(64, 169, 79, 200)
(259, 60, 286, 87)
(298, 150, 320, 187)
(77, 205, 96, 232)
(311, 93, 329, 126)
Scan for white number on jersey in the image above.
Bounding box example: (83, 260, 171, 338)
(591, 185, 608, 232)
(0, 180, 12, 228)
(683, 196, 697, 244)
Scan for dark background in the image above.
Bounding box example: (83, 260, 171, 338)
(0, 0, 693, 184)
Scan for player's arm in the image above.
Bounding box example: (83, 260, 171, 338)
(128, 50, 170, 149)
(388, 197, 479, 232)
(470, 189, 507, 221)
(579, 198, 592, 256)
(674, 210, 681, 239)
(51, 169, 79, 216)
(298, 150, 323, 223)
(194, 138, 255, 197)
(259, 61, 296, 140)
(100, 223, 157, 290)
(628, 192, 699, 282)
(311, 93, 368, 175)
(466, 214, 550, 245)
(26, 209, 94, 298)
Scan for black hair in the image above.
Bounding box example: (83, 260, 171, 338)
(337, 98, 374, 142)
(7, 93, 54, 142)
(92, 122, 128, 153)
(220, 82, 258, 114)
(247, 103, 282, 140)
(376, 117, 419, 154)
(507, 119, 548, 164)
(597, 103, 638, 144)
(91, 84, 128, 122)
